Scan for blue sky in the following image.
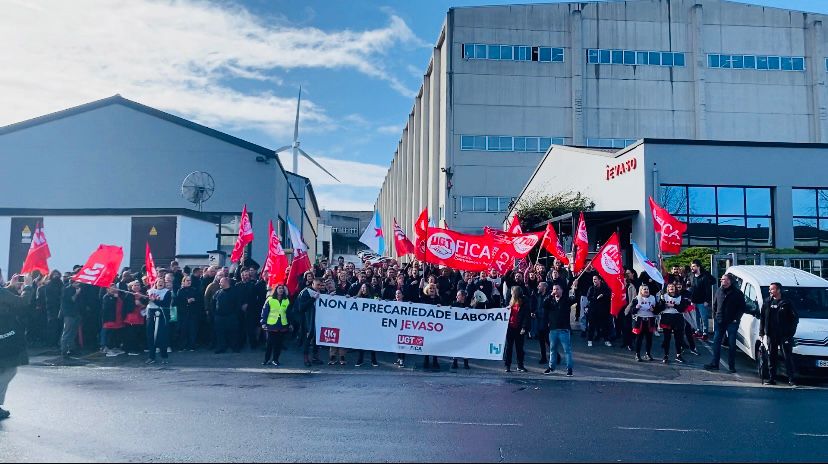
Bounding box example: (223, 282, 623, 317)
(3, 0, 828, 210)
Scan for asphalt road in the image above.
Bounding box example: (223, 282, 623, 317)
(2, 357, 828, 462)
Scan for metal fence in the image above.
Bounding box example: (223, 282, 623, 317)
(710, 253, 828, 279)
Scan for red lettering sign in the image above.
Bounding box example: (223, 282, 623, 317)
(319, 327, 340, 344)
(397, 335, 424, 346)
(605, 157, 637, 181)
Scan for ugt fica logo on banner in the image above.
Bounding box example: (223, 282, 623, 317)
(319, 327, 340, 344)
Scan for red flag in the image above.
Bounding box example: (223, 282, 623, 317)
(414, 208, 429, 261)
(425, 227, 496, 272)
(572, 212, 589, 274)
(20, 222, 50, 275)
(589, 232, 627, 316)
(540, 223, 569, 265)
(506, 213, 522, 234)
(145, 242, 158, 286)
(484, 227, 544, 273)
(286, 220, 312, 296)
(230, 204, 254, 263)
(72, 245, 124, 288)
(263, 220, 288, 287)
(649, 196, 688, 255)
(393, 218, 416, 257)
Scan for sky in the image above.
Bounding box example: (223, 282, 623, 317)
(3, 0, 828, 211)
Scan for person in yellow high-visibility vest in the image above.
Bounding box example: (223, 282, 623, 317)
(260, 285, 291, 366)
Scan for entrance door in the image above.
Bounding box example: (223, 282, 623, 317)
(8, 217, 43, 274)
(130, 217, 177, 271)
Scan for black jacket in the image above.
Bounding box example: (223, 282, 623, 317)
(0, 286, 31, 368)
(101, 293, 121, 324)
(586, 284, 611, 315)
(544, 294, 572, 331)
(712, 285, 746, 324)
(60, 284, 81, 318)
(175, 286, 202, 314)
(213, 287, 240, 318)
(296, 287, 319, 334)
(37, 279, 63, 318)
(760, 297, 799, 339)
(688, 272, 715, 305)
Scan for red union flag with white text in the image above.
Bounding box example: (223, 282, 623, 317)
(263, 220, 288, 287)
(393, 218, 416, 257)
(145, 242, 158, 286)
(72, 245, 124, 288)
(589, 233, 627, 316)
(425, 227, 495, 271)
(540, 223, 569, 266)
(20, 222, 50, 275)
(413, 208, 429, 261)
(649, 196, 687, 254)
(572, 212, 589, 274)
(230, 204, 254, 263)
(484, 227, 544, 273)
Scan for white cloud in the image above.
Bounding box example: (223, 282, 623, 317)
(278, 153, 387, 188)
(314, 191, 377, 211)
(377, 124, 404, 135)
(0, 0, 426, 136)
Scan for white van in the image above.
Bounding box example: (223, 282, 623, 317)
(725, 265, 828, 379)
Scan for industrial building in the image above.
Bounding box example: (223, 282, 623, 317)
(375, 0, 828, 255)
(0, 95, 318, 274)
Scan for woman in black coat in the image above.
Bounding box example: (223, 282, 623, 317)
(504, 286, 531, 373)
(0, 283, 32, 420)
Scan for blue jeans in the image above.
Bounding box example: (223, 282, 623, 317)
(695, 303, 710, 334)
(549, 329, 573, 371)
(710, 321, 738, 369)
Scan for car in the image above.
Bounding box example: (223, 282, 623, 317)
(725, 265, 828, 381)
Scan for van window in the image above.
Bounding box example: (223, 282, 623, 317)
(760, 286, 828, 319)
(743, 283, 759, 315)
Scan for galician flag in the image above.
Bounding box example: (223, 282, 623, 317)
(631, 240, 664, 286)
(359, 211, 385, 255)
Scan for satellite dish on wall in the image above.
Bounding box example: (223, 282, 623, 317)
(181, 171, 215, 211)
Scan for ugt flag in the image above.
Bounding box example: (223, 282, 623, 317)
(359, 211, 385, 255)
(506, 213, 522, 234)
(572, 212, 589, 274)
(631, 241, 664, 287)
(540, 223, 569, 266)
(414, 208, 429, 261)
(649, 196, 687, 255)
(263, 220, 288, 287)
(230, 204, 254, 263)
(20, 222, 50, 275)
(72, 245, 124, 288)
(393, 218, 415, 257)
(590, 233, 627, 316)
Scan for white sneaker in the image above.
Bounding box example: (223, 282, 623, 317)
(105, 350, 119, 357)
(604, 341, 613, 347)
(587, 341, 593, 347)
(167, 347, 172, 353)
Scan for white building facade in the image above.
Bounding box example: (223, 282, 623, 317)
(376, 0, 828, 255)
(0, 95, 318, 274)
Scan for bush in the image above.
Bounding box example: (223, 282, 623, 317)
(663, 247, 716, 270)
(514, 190, 595, 230)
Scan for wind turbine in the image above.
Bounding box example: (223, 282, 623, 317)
(274, 87, 340, 183)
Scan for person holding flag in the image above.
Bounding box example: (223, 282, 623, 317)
(145, 277, 172, 365)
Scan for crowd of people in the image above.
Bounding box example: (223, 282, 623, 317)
(0, 251, 799, 420)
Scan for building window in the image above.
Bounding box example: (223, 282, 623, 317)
(585, 138, 637, 149)
(660, 185, 774, 251)
(460, 196, 513, 213)
(217, 212, 253, 256)
(792, 188, 828, 250)
(462, 43, 564, 63)
(586, 49, 685, 67)
(460, 135, 564, 152)
(708, 53, 805, 71)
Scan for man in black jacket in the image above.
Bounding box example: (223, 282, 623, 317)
(544, 283, 573, 376)
(213, 277, 241, 354)
(0, 284, 31, 420)
(687, 260, 715, 339)
(759, 282, 799, 386)
(530, 282, 551, 365)
(705, 273, 746, 373)
(297, 279, 323, 367)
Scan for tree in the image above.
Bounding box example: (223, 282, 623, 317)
(513, 191, 595, 230)
(663, 247, 716, 270)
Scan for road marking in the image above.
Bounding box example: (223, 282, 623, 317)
(794, 433, 828, 438)
(420, 420, 522, 427)
(616, 426, 705, 433)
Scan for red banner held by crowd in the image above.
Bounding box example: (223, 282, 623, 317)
(230, 204, 254, 263)
(484, 227, 544, 273)
(20, 222, 50, 275)
(393, 218, 415, 257)
(414, 208, 429, 262)
(506, 213, 522, 234)
(425, 227, 495, 272)
(263, 220, 288, 287)
(649, 196, 687, 255)
(145, 242, 158, 286)
(540, 223, 569, 265)
(589, 233, 627, 316)
(72, 245, 124, 288)
(572, 212, 589, 274)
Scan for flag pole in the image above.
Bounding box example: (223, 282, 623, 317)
(534, 224, 549, 270)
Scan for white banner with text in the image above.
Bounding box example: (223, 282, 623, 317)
(314, 294, 510, 360)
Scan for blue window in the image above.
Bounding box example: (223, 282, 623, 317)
(539, 47, 552, 62)
(743, 55, 756, 69)
(637, 51, 649, 65)
(487, 136, 501, 150)
(661, 52, 674, 66)
(720, 54, 732, 68)
(623, 50, 636, 65)
(611, 50, 623, 64)
(673, 52, 686, 67)
(499, 136, 513, 151)
(487, 45, 500, 60)
(551, 137, 565, 146)
(525, 137, 539, 152)
(475, 44, 486, 59)
(708, 54, 720, 68)
(460, 135, 563, 152)
(757, 55, 768, 70)
(514, 137, 526, 151)
(792, 57, 805, 71)
(768, 56, 780, 69)
(551, 48, 565, 62)
(599, 49, 611, 64)
(648, 51, 661, 66)
(539, 137, 552, 151)
(500, 45, 513, 60)
(781, 56, 793, 71)
(461, 135, 474, 150)
(587, 49, 599, 64)
(732, 55, 744, 69)
(464, 44, 474, 59)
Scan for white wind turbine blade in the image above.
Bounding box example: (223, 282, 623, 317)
(297, 147, 341, 183)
